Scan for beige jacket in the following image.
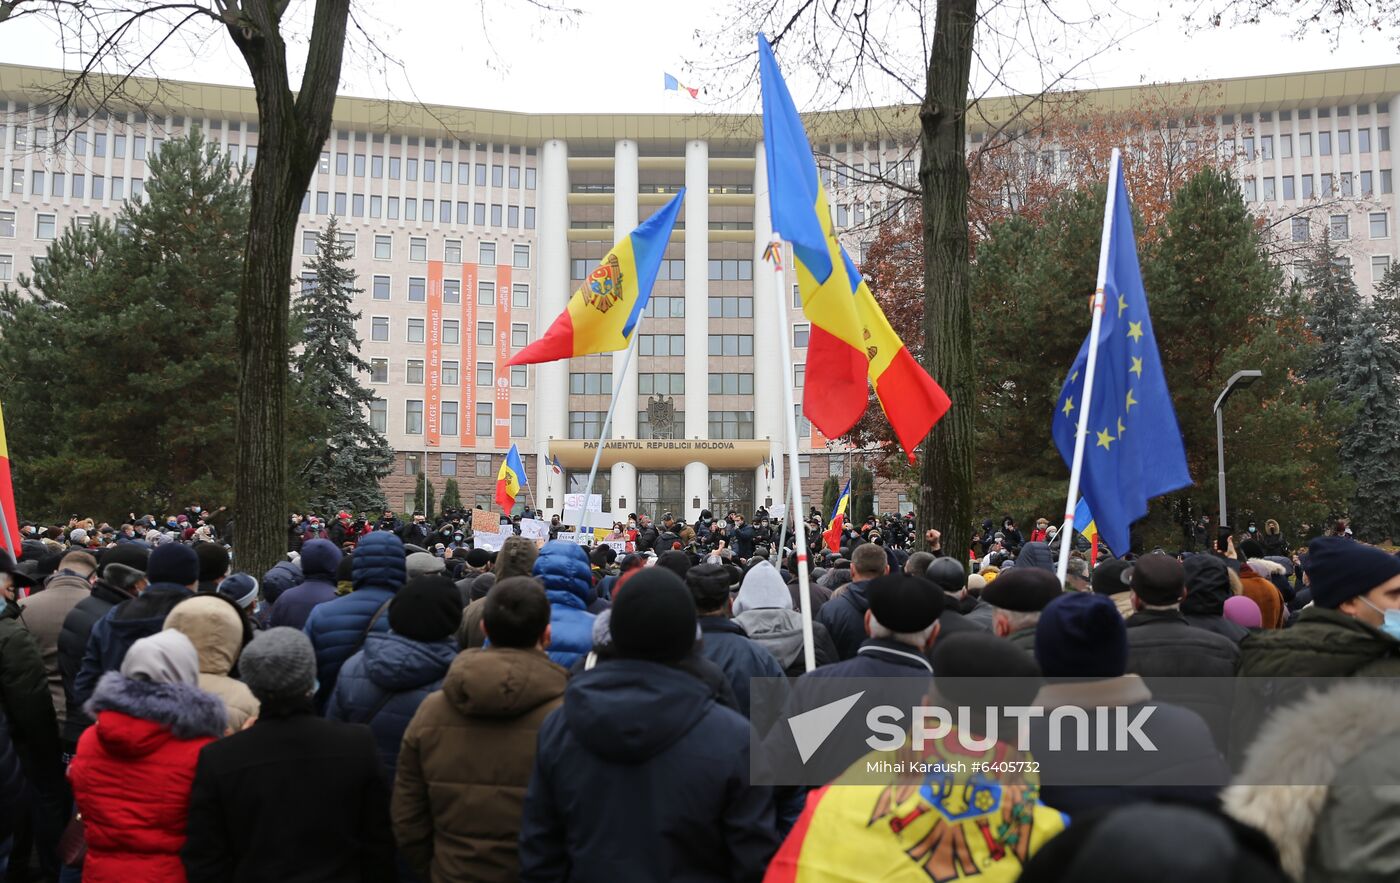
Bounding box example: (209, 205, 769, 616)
(19, 573, 92, 723)
(163, 595, 259, 731)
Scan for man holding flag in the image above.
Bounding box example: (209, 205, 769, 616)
(1053, 149, 1191, 581)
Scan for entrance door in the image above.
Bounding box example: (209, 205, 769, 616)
(710, 471, 755, 518)
(637, 471, 685, 522)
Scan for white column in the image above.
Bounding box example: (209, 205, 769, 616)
(684, 461, 709, 524)
(611, 139, 640, 512)
(684, 139, 710, 440)
(752, 141, 786, 506)
(536, 138, 570, 502)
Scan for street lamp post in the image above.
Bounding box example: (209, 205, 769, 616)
(1213, 370, 1262, 529)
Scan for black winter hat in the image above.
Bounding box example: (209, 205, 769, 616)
(99, 543, 150, 577)
(1304, 536, 1400, 609)
(1090, 558, 1132, 596)
(147, 543, 200, 586)
(1129, 553, 1186, 606)
(685, 563, 731, 611)
(867, 574, 944, 633)
(932, 633, 1041, 708)
(981, 568, 1063, 613)
(389, 575, 464, 642)
(195, 542, 230, 583)
(466, 548, 494, 568)
(925, 557, 967, 594)
(610, 567, 696, 663)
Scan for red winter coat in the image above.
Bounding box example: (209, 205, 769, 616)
(68, 673, 227, 883)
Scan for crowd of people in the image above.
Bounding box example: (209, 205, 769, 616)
(1, 499, 1399, 881)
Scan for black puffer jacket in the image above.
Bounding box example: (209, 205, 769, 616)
(57, 578, 136, 746)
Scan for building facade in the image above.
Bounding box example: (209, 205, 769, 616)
(1, 63, 1397, 523)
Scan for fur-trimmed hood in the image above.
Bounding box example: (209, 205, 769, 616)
(85, 670, 227, 754)
(1224, 681, 1400, 880)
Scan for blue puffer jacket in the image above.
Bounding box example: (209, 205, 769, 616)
(270, 540, 341, 630)
(532, 541, 597, 669)
(325, 630, 456, 779)
(304, 532, 407, 708)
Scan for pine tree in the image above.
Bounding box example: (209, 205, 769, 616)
(1336, 303, 1400, 542)
(0, 131, 245, 518)
(1301, 233, 1364, 385)
(291, 216, 393, 514)
(821, 475, 841, 520)
(441, 478, 462, 512)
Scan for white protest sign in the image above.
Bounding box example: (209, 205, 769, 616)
(768, 503, 787, 521)
(518, 518, 549, 541)
(473, 531, 511, 551)
(555, 531, 590, 546)
(603, 540, 628, 555)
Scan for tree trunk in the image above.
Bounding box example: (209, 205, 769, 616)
(230, 0, 350, 576)
(917, 0, 977, 567)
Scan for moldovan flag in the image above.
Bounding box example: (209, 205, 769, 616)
(842, 246, 951, 462)
(495, 444, 527, 513)
(1075, 496, 1100, 566)
(822, 480, 851, 552)
(509, 191, 684, 365)
(0, 404, 19, 555)
(759, 35, 949, 449)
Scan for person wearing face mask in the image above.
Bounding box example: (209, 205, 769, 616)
(1233, 537, 1400, 755)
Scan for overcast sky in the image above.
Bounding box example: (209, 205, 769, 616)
(1, 0, 1396, 115)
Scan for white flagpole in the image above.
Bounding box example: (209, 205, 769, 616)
(1056, 147, 1121, 586)
(769, 245, 817, 674)
(579, 332, 639, 531)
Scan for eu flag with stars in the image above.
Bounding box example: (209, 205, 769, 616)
(1052, 159, 1191, 556)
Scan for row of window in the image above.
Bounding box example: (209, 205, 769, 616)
(569, 258, 758, 281)
(370, 358, 528, 389)
(565, 371, 762, 397)
(317, 154, 537, 190)
(1230, 126, 1392, 162)
(9, 171, 144, 202)
(6, 127, 156, 160)
(402, 452, 505, 478)
(367, 317, 529, 347)
(301, 194, 537, 229)
(301, 231, 532, 267)
(373, 399, 528, 438)
(361, 276, 532, 307)
(1245, 171, 1394, 202)
(1289, 213, 1390, 242)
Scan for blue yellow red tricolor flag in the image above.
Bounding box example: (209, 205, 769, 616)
(495, 444, 527, 513)
(758, 35, 949, 456)
(509, 192, 684, 366)
(1074, 496, 1099, 566)
(822, 480, 851, 552)
(663, 73, 700, 99)
(0, 403, 19, 554)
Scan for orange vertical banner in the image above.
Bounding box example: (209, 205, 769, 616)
(426, 260, 443, 447)
(493, 264, 513, 449)
(462, 262, 478, 447)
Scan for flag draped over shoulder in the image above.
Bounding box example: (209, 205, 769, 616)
(0, 404, 19, 554)
(823, 480, 851, 552)
(509, 191, 684, 366)
(758, 35, 949, 454)
(495, 444, 527, 513)
(1052, 160, 1191, 556)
